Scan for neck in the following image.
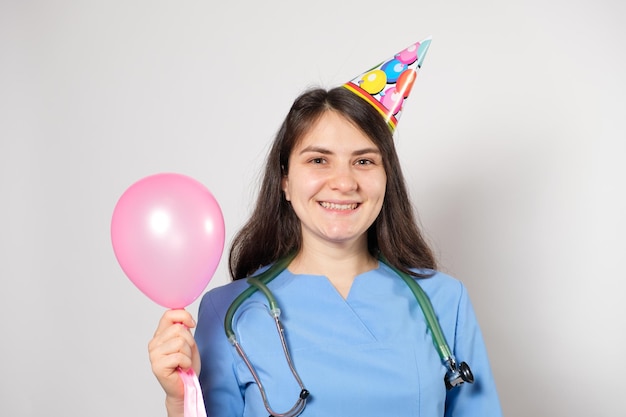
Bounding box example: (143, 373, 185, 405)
(288, 240, 378, 298)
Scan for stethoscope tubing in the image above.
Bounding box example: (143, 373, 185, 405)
(381, 258, 453, 362)
(225, 254, 453, 363)
(224, 254, 294, 341)
(223, 253, 471, 416)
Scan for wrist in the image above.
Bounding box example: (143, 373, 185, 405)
(165, 396, 185, 417)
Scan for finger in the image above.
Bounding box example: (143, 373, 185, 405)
(149, 337, 195, 378)
(149, 321, 197, 352)
(151, 333, 194, 359)
(152, 348, 194, 373)
(154, 309, 196, 337)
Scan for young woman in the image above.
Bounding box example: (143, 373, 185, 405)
(149, 87, 502, 416)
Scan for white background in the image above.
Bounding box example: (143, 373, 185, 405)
(1, 1, 624, 416)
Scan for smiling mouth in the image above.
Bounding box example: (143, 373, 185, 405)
(319, 202, 359, 210)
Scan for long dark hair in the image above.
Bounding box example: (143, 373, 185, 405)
(229, 87, 436, 280)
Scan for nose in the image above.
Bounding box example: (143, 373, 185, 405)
(328, 165, 357, 192)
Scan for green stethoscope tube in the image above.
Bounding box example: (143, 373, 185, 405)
(224, 253, 308, 417)
(223, 254, 472, 416)
(224, 253, 295, 342)
(225, 254, 452, 362)
(379, 258, 474, 389)
(381, 258, 453, 361)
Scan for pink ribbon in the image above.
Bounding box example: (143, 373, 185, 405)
(178, 368, 207, 417)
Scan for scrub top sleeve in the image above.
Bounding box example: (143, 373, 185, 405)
(195, 290, 244, 417)
(444, 283, 503, 417)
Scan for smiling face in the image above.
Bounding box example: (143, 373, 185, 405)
(282, 110, 387, 251)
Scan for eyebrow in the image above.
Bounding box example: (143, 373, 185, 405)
(298, 145, 381, 156)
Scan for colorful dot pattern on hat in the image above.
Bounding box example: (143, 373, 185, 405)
(343, 37, 431, 131)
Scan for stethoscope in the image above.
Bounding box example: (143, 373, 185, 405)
(224, 254, 474, 417)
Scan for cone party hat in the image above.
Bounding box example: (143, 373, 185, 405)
(343, 37, 432, 131)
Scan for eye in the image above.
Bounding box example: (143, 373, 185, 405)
(355, 158, 374, 165)
(309, 157, 326, 164)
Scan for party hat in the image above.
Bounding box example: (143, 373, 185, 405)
(343, 37, 432, 131)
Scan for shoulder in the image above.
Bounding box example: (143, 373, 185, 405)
(194, 279, 253, 355)
(379, 264, 475, 334)
(416, 270, 473, 322)
(198, 279, 250, 320)
(198, 264, 290, 321)
(415, 269, 467, 302)
(379, 263, 467, 306)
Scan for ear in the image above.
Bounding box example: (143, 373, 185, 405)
(281, 175, 291, 201)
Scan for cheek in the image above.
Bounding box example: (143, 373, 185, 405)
(375, 175, 387, 199)
(290, 172, 325, 196)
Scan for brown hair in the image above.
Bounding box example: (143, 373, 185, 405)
(229, 87, 436, 279)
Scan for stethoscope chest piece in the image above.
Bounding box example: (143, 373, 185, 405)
(445, 360, 474, 390)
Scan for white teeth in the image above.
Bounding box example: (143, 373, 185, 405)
(320, 202, 358, 210)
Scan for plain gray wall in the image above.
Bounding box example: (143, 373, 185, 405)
(1, 0, 624, 416)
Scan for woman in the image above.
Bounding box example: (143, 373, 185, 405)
(149, 87, 502, 416)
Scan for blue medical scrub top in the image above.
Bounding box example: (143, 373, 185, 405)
(195, 262, 502, 417)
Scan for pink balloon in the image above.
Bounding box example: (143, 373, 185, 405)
(111, 173, 225, 308)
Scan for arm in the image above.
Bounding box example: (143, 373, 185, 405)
(444, 284, 503, 417)
(195, 288, 246, 417)
(148, 309, 200, 417)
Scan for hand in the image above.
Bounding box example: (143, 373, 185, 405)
(148, 309, 201, 414)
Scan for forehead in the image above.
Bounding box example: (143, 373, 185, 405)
(292, 111, 379, 153)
